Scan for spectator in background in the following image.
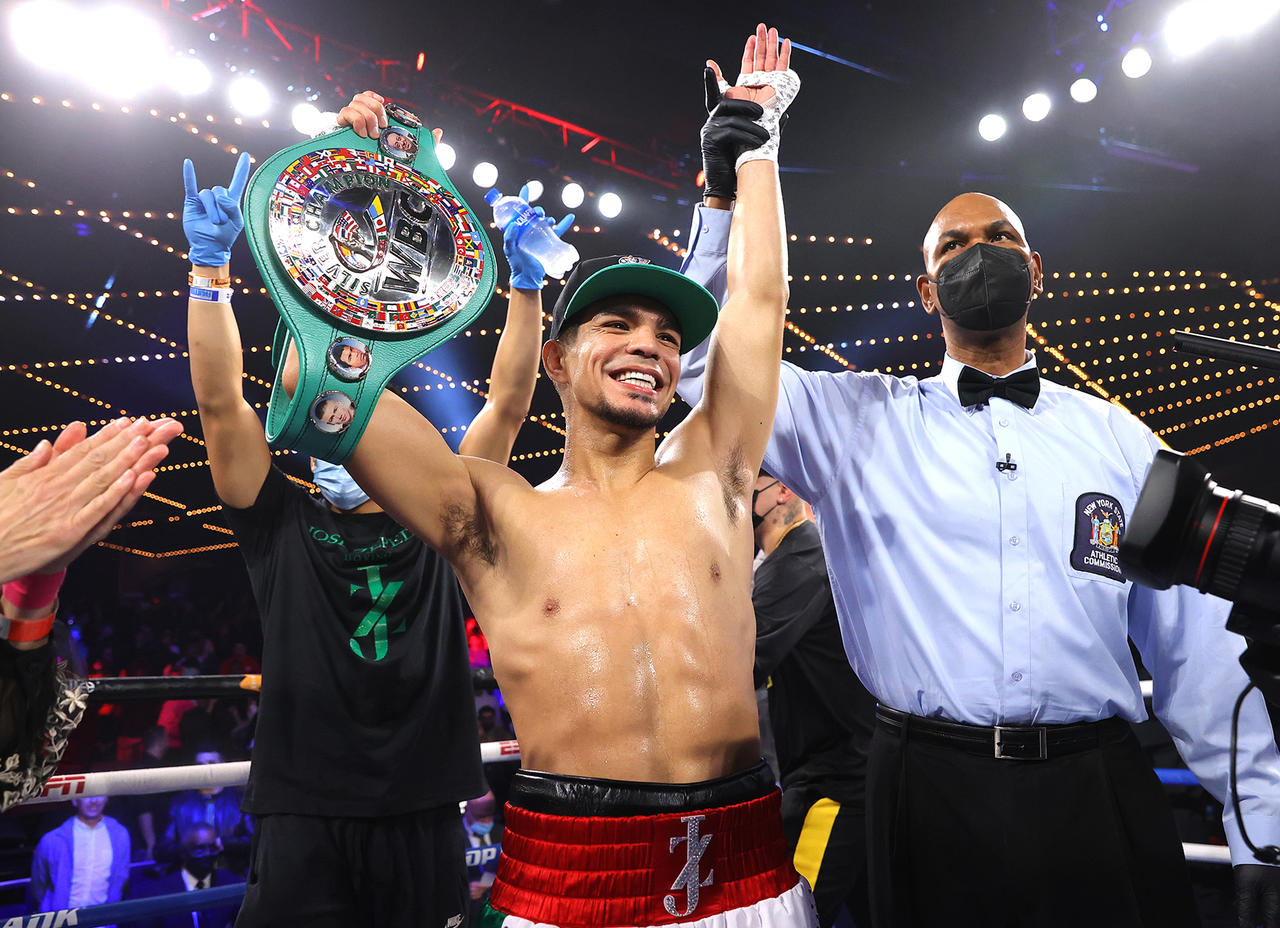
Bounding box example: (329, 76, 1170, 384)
(167, 636, 212, 678)
(27, 795, 131, 911)
(477, 705, 518, 815)
(476, 706, 512, 743)
(463, 791, 503, 923)
(750, 474, 877, 928)
(131, 725, 175, 860)
(155, 667, 198, 756)
(177, 700, 239, 757)
(163, 746, 251, 875)
(128, 822, 240, 928)
(217, 643, 260, 677)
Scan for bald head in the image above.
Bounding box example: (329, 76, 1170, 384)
(914, 191, 1044, 325)
(921, 192, 1030, 272)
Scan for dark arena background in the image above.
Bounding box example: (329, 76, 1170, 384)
(1, 0, 1278, 922)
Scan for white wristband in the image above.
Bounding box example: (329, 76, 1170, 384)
(190, 286, 233, 304)
(734, 68, 801, 170)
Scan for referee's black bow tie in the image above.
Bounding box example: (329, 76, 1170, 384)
(956, 365, 1040, 409)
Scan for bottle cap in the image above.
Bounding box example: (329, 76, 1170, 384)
(483, 188, 501, 205)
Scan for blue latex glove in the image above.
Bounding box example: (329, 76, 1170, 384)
(503, 183, 574, 291)
(182, 151, 251, 267)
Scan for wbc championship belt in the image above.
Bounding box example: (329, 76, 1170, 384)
(244, 103, 495, 463)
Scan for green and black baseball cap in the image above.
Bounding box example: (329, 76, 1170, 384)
(548, 255, 720, 353)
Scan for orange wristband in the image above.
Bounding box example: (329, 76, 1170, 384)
(0, 610, 55, 643)
(188, 273, 232, 288)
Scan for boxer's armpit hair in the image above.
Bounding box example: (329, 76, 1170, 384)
(441, 500, 497, 566)
(720, 442, 749, 524)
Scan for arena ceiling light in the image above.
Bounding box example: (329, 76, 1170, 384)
(290, 102, 323, 136)
(1165, 0, 1280, 57)
(9, 0, 73, 70)
(977, 113, 1007, 142)
(472, 161, 498, 187)
(561, 182, 585, 209)
(1069, 78, 1098, 103)
(13, 2, 169, 96)
(228, 75, 270, 117)
(1165, 0, 1220, 56)
(1121, 47, 1153, 79)
(1021, 92, 1052, 122)
(522, 179, 544, 203)
(169, 55, 212, 96)
(82, 5, 169, 98)
(598, 192, 622, 219)
(435, 142, 456, 171)
(1220, 0, 1280, 37)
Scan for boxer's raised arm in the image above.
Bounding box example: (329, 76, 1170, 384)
(345, 391, 482, 558)
(459, 287, 542, 464)
(183, 153, 273, 510)
(696, 157, 787, 469)
(672, 26, 795, 474)
(277, 346, 484, 562)
(459, 185, 574, 464)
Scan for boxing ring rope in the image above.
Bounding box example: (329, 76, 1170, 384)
(27, 884, 247, 928)
(79, 670, 1144, 702)
(20, 845, 510, 926)
(5, 671, 1227, 926)
(80, 666, 500, 702)
(19, 740, 522, 806)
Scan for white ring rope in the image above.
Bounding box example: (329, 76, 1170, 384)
(1182, 843, 1232, 864)
(16, 729, 1228, 865)
(20, 739, 522, 806)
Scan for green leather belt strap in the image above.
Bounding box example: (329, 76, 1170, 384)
(243, 105, 495, 463)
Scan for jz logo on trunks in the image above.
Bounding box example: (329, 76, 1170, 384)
(1070, 492, 1127, 581)
(664, 814, 715, 917)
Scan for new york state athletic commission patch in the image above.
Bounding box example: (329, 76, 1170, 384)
(1071, 492, 1127, 581)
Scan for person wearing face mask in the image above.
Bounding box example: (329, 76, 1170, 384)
(750, 474, 876, 928)
(678, 188, 1280, 926)
(462, 792, 503, 922)
(129, 823, 240, 928)
(182, 90, 559, 926)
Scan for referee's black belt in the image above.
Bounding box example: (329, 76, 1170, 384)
(875, 705, 1127, 761)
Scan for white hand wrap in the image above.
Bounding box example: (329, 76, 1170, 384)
(734, 68, 801, 170)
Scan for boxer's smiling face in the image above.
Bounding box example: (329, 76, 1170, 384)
(545, 296, 682, 431)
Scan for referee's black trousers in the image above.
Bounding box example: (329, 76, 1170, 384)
(866, 712, 1199, 928)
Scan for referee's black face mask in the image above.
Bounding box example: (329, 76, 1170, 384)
(928, 243, 1033, 332)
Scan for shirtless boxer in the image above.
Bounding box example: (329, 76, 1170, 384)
(312, 25, 814, 928)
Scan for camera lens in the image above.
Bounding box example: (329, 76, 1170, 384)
(1118, 450, 1280, 609)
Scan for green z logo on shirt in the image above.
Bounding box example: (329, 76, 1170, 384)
(348, 564, 405, 661)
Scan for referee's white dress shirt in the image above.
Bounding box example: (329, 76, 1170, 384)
(677, 203, 1280, 865)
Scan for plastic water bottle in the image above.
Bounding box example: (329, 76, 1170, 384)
(484, 188, 579, 279)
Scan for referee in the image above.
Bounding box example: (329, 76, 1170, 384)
(752, 472, 877, 928)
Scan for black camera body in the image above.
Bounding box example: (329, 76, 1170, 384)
(1118, 449, 1280, 703)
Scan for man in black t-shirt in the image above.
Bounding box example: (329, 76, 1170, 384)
(750, 473, 878, 928)
(183, 91, 561, 926)
(220, 461, 480, 923)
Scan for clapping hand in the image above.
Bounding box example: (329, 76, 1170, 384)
(0, 417, 184, 582)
